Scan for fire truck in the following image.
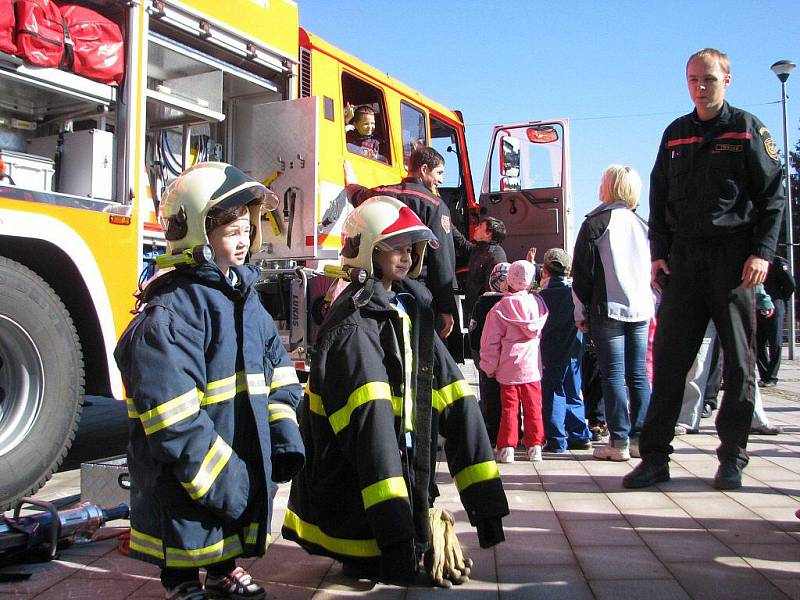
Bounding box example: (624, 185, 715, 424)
(0, 0, 572, 510)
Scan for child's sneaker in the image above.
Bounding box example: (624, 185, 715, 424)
(165, 582, 208, 600)
(527, 445, 543, 462)
(205, 567, 265, 600)
(496, 447, 515, 463)
(592, 444, 630, 462)
(590, 424, 609, 441)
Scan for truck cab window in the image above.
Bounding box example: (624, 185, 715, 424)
(430, 116, 467, 235)
(400, 101, 427, 168)
(341, 72, 390, 164)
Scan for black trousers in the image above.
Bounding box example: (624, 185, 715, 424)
(640, 236, 756, 466)
(756, 298, 785, 383)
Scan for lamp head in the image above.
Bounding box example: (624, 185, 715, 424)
(771, 60, 796, 83)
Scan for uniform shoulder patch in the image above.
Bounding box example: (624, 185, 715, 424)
(441, 214, 451, 234)
(764, 136, 780, 161)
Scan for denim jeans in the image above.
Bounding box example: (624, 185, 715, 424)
(591, 316, 651, 447)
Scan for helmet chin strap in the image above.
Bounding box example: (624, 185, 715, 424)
(351, 278, 376, 308)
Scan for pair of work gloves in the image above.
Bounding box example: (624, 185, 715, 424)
(424, 508, 473, 588)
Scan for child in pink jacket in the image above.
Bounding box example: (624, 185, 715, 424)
(480, 260, 549, 463)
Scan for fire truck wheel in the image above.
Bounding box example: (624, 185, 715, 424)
(0, 257, 84, 511)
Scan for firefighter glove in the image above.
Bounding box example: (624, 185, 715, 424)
(424, 508, 472, 587)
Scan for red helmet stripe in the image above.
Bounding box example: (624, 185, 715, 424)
(382, 206, 425, 235)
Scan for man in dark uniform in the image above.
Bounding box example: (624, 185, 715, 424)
(757, 255, 796, 386)
(624, 48, 785, 491)
(348, 146, 460, 338)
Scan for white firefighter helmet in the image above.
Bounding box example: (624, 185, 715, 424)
(158, 162, 278, 254)
(340, 195, 439, 279)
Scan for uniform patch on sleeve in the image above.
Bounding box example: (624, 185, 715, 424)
(441, 214, 451, 234)
(764, 137, 780, 161)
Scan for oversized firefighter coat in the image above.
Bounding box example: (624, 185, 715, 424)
(114, 263, 304, 569)
(282, 277, 508, 568)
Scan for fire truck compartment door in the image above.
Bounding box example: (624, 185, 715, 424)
(478, 119, 572, 262)
(236, 96, 319, 260)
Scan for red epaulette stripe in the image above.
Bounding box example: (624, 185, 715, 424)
(715, 132, 752, 141)
(372, 186, 440, 206)
(667, 136, 704, 148)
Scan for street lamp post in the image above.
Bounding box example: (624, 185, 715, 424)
(771, 59, 796, 360)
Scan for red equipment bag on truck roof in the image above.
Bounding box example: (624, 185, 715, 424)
(1, 0, 17, 55)
(58, 4, 124, 86)
(14, 0, 67, 68)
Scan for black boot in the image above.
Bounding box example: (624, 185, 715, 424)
(713, 461, 742, 490)
(622, 459, 670, 489)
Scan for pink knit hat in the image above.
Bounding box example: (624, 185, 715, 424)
(506, 259, 536, 292)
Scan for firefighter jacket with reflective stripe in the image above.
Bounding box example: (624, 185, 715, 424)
(350, 178, 458, 315)
(114, 263, 304, 568)
(282, 278, 508, 568)
(649, 101, 785, 262)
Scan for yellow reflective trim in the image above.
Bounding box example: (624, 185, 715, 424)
(126, 398, 139, 419)
(202, 372, 246, 406)
(271, 365, 300, 389)
(454, 460, 501, 492)
(432, 379, 473, 413)
(247, 372, 270, 396)
(306, 384, 325, 417)
(139, 388, 201, 435)
(329, 382, 392, 434)
(283, 510, 380, 558)
(129, 528, 164, 560)
(165, 534, 243, 567)
(181, 435, 233, 500)
(245, 522, 259, 545)
(268, 403, 298, 424)
(361, 476, 408, 510)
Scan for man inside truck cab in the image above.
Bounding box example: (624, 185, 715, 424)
(347, 146, 460, 338)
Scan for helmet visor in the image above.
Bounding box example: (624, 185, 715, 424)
(375, 228, 439, 252)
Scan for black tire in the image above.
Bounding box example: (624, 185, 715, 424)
(0, 257, 84, 510)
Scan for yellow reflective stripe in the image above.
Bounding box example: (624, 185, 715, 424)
(165, 534, 243, 567)
(202, 372, 246, 406)
(283, 509, 380, 558)
(245, 522, 259, 545)
(126, 398, 139, 419)
(271, 366, 300, 389)
(306, 384, 325, 416)
(181, 435, 232, 500)
(432, 379, 474, 413)
(139, 388, 201, 435)
(391, 395, 403, 417)
(454, 460, 501, 493)
(129, 528, 164, 560)
(361, 476, 408, 510)
(329, 382, 392, 434)
(268, 403, 298, 424)
(247, 372, 270, 396)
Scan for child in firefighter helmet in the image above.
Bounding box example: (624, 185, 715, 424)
(115, 162, 303, 600)
(283, 195, 508, 588)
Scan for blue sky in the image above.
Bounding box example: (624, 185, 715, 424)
(298, 0, 799, 245)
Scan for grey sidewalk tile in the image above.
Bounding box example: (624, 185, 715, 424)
(561, 519, 641, 546)
(249, 541, 334, 586)
(497, 564, 593, 600)
(700, 516, 797, 545)
(547, 493, 621, 521)
(504, 490, 555, 511)
(494, 533, 576, 567)
(666, 557, 789, 600)
(406, 579, 499, 600)
(0, 559, 82, 596)
(31, 575, 145, 599)
(772, 578, 800, 599)
(501, 509, 563, 534)
(624, 507, 704, 532)
(590, 578, 691, 600)
(746, 505, 800, 530)
(639, 530, 732, 562)
(728, 542, 800, 578)
(573, 544, 670, 580)
(606, 490, 681, 511)
(723, 488, 800, 508)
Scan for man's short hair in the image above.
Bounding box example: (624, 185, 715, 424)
(483, 217, 506, 243)
(687, 48, 730, 74)
(543, 248, 571, 276)
(408, 146, 444, 173)
(599, 164, 642, 210)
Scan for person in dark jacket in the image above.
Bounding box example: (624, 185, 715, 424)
(283, 196, 508, 586)
(456, 217, 507, 321)
(757, 255, 796, 386)
(114, 163, 304, 600)
(348, 146, 460, 338)
(625, 48, 785, 491)
(538, 248, 592, 453)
